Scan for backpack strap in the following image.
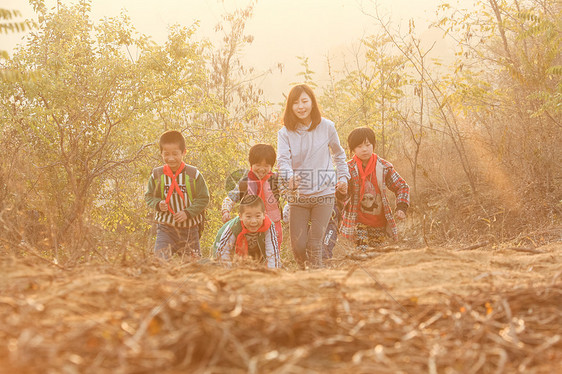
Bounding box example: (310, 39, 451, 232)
(269, 172, 280, 196)
(184, 165, 206, 234)
(152, 166, 165, 199)
(184, 165, 198, 203)
(269, 172, 283, 219)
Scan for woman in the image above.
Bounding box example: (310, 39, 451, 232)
(277, 84, 349, 269)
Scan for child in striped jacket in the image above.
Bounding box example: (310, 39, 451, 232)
(145, 130, 210, 260)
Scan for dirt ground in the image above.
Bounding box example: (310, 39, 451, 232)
(0, 240, 561, 373)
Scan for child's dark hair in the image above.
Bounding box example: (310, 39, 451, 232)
(239, 195, 265, 214)
(283, 84, 322, 132)
(249, 144, 276, 166)
(159, 130, 186, 152)
(347, 127, 377, 152)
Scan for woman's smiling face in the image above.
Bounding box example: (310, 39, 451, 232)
(292, 91, 312, 124)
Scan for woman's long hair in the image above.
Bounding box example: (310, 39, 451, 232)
(282, 84, 322, 132)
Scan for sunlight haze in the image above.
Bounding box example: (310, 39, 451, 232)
(5, 0, 458, 99)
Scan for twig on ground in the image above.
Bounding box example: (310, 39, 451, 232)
(456, 241, 489, 251)
(347, 252, 380, 260)
(504, 247, 544, 254)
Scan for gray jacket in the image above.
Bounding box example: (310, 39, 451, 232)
(277, 118, 349, 198)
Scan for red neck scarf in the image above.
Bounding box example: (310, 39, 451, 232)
(163, 162, 186, 214)
(353, 154, 377, 200)
(235, 215, 272, 256)
(248, 170, 272, 202)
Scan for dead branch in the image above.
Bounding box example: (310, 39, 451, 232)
(456, 241, 490, 251)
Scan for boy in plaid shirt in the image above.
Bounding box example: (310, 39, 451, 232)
(340, 127, 410, 250)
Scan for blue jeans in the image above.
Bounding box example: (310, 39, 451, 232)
(154, 224, 201, 261)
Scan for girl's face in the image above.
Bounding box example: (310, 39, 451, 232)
(292, 91, 313, 124)
(251, 160, 272, 180)
(353, 139, 374, 162)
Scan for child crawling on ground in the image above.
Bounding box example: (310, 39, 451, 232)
(214, 195, 281, 268)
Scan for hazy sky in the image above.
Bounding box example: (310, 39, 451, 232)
(4, 0, 458, 99)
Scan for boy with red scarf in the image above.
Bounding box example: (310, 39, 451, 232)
(214, 195, 281, 268)
(340, 127, 410, 250)
(145, 130, 210, 260)
(221, 144, 283, 246)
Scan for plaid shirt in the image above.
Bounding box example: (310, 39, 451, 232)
(340, 156, 409, 241)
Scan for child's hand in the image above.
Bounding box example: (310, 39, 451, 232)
(174, 211, 188, 223)
(395, 210, 406, 220)
(288, 175, 301, 190)
(159, 200, 169, 212)
(336, 181, 348, 195)
(221, 211, 230, 223)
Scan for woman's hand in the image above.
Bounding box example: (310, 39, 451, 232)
(288, 175, 301, 190)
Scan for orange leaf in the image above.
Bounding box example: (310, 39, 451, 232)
(148, 317, 162, 335)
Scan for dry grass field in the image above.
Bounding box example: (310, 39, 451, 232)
(1, 237, 561, 373)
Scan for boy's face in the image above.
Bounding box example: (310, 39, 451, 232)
(161, 143, 186, 172)
(353, 139, 374, 163)
(251, 160, 272, 180)
(240, 205, 265, 233)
